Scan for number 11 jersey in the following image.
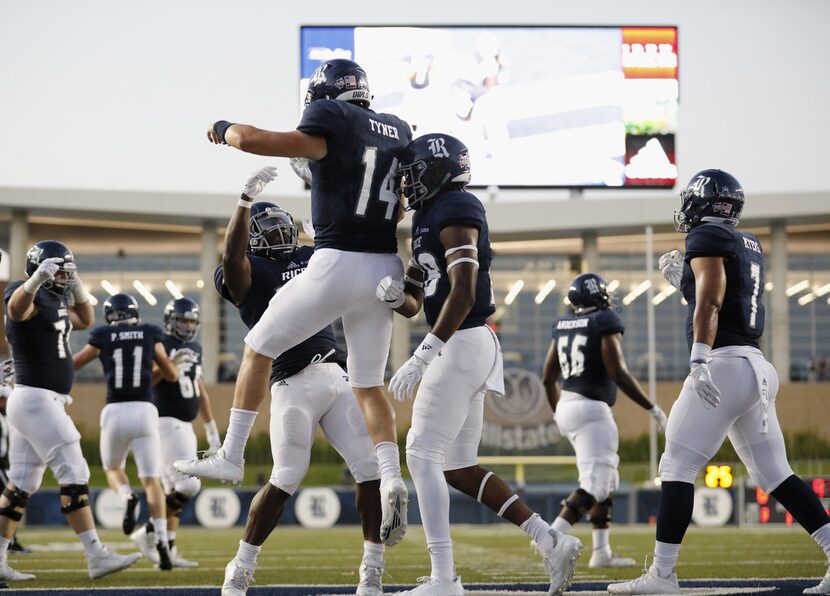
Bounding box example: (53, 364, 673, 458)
(88, 322, 164, 404)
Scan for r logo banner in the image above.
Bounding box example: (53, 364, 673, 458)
(295, 487, 341, 528)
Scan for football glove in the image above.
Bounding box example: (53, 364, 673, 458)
(289, 157, 312, 185)
(649, 405, 668, 433)
(388, 354, 429, 401)
(171, 348, 199, 372)
(689, 362, 720, 408)
(658, 250, 684, 290)
(22, 257, 64, 294)
(242, 166, 278, 199)
(376, 276, 405, 309)
(0, 358, 14, 387)
(67, 273, 90, 305)
(302, 218, 315, 241)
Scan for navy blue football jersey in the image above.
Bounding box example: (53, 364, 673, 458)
(214, 246, 343, 385)
(88, 322, 164, 403)
(152, 335, 203, 422)
(552, 309, 625, 406)
(681, 223, 765, 350)
(297, 100, 412, 254)
(4, 281, 74, 394)
(410, 190, 495, 329)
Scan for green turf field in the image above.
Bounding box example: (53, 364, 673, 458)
(7, 525, 828, 590)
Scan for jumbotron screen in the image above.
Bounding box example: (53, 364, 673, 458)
(300, 26, 678, 189)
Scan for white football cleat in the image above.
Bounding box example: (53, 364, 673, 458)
(607, 566, 680, 594)
(87, 549, 141, 579)
(174, 449, 244, 484)
(130, 524, 159, 564)
(589, 546, 636, 568)
(0, 560, 35, 581)
(170, 546, 199, 568)
(356, 562, 384, 595)
(540, 531, 582, 595)
(379, 477, 408, 547)
(397, 575, 464, 595)
(222, 557, 256, 596)
(804, 563, 830, 594)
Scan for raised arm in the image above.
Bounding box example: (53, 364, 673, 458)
(208, 123, 327, 160)
(154, 342, 179, 382)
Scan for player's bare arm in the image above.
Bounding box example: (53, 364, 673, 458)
(208, 123, 327, 160)
(690, 256, 727, 347)
(6, 286, 38, 321)
(72, 344, 101, 370)
(600, 333, 653, 410)
(154, 342, 179, 382)
(541, 340, 562, 413)
(221, 194, 255, 305)
(68, 301, 94, 330)
(430, 225, 479, 342)
(392, 261, 425, 318)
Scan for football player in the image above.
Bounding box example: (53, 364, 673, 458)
(609, 170, 830, 594)
(127, 297, 221, 568)
(542, 273, 667, 568)
(179, 58, 412, 546)
(199, 168, 385, 596)
(0, 241, 140, 580)
(73, 292, 183, 570)
(0, 360, 28, 554)
(377, 133, 582, 595)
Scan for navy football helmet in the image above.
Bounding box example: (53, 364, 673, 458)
(104, 293, 140, 324)
(249, 202, 298, 260)
(164, 297, 200, 342)
(568, 273, 613, 315)
(25, 240, 77, 295)
(304, 59, 371, 108)
(397, 133, 471, 210)
(675, 169, 744, 233)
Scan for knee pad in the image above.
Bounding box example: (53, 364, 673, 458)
(405, 427, 447, 465)
(561, 488, 597, 519)
(588, 496, 613, 526)
(282, 407, 312, 449)
(270, 463, 309, 495)
(174, 476, 202, 498)
(659, 441, 709, 484)
(60, 484, 90, 514)
(0, 487, 30, 522)
(165, 491, 190, 518)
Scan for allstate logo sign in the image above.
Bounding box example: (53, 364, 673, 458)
(482, 368, 560, 450)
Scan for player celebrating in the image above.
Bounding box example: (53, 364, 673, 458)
(128, 297, 220, 568)
(542, 273, 667, 568)
(0, 241, 140, 581)
(378, 133, 582, 595)
(177, 58, 412, 546)
(73, 292, 182, 571)
(204, 168, 386, 596)
(609, 170, 830, 594)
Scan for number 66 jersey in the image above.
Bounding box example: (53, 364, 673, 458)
(152, 334, 203, 423)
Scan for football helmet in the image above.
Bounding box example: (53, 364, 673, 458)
(164, 297, 200, 342)
(249, 202, 298, 260)
(675, 169, 744, 232)
(304, 59, 371, 108)
(104, 293, 140, 324)
(397, 133, 471, 210)
(25, 240, 77, 296)
(568, 273, 613, 315)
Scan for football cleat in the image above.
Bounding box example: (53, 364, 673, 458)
(540, 531, 582, 596)
(589, 546, 636, 568)
(122, 492, 140, 535)
(174, 449, 244, 485)
(156, 541, 173, 571)
(130, 524, 159, 564)
(87, 549, 141, 579)
(222, 557, 256, 596)
(397, 575, 464, 595)
(169, 546, 199, 568)
(607, 566, 680, 594)
(379, 477, 408, 547)
(0, 560, 35, 581)
(8, 536, 30, 554)
(356, 562, 384, 596)
(804, 563, 830, 594)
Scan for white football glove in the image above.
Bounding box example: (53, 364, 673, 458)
(171, 348, 199, 372)
(649, 405, 668, 433)
(376, 276, 405, 309)
(0, 358, 14, 388)
(67, 273, 89, 305)
(289, 157, 312, 185)
(23, 257, 64, 294)
(388, 354, 429, 401)
(689, 362, 721, 408)
(302, 218, 315, 241)
(242, 166, 278, 199)
(658, 250, 684, 290)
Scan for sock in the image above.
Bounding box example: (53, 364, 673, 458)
(118, 485, 133, 502)
(223, 408, 257, 464)
(0, 536, 10, 561)
(812, 523, 830, 560)
(236, 540, 261, 569)
(521, 514, 557, 553)
(593, 528, 610, 551)
(655, 481, 695, 544)
(653, 541, 681, 577)
(78, 529, 107, 556)
(168, 531, 176, 550)
(406, 452, 454, 579)
(427, 540, 454, 581)
(363, 541, 384, 568)
(551, 516, 572, 534)
(152, 517, 168, 545)
(771, 475, 830, 534)
(375, 442, 401, 483)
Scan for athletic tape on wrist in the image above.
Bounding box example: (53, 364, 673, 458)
(238, 197, 253, 209)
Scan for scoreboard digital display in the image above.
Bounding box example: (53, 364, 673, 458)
(744, 477, 830, 525)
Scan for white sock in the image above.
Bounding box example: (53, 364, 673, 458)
(0, 536, 10, 560)
(812, 523, 830, 559)
(78, 529, 107, 556)
(223, 408, 257, 464)
(363, 541, 384, 568)
(118, 485, 133, 502)
(427, 540, 454, 581)
(236, 540, 261, 569)
(551, 516, 572, 534)
(168, 530, 176, 543)
(593, 528, 610, 551)
(522, 514, 557, 553)
(152, 517, 168, 545)
(653, 540, 681, 577)
(375, 442, 401, 483)
(407, 452, 454, 580)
